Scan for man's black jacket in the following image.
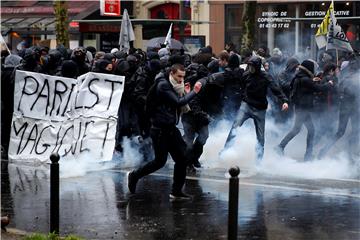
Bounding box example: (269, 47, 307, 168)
(241, 70, 288, 110)
(149, 71, 197, 128)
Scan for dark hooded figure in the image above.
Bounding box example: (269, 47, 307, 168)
(56, 44, 69, 60)
(70, 47, 90, 76)
(1, 54, 22, 160)
(313, 62, 338, 143)
(132, 59, 162, 137)
(276, 57, 300, 122)
(222, 54, 244, 119)
(276, 60, 333, 161)
(223, 56, 289, 165)
(1, 50, 10, 65)
(278, 57, 300, 98)
(61, 60, 79, 79)
(182, 62, 210, 170)
(114, 60, 141, 153)
(318, 55, 360, 161)
(17, 48, 42, 72)
(93, 59, 113, 74)
(42, 49, 63, 75)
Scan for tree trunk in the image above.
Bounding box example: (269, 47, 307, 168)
(240, 1, 257, 55)
(54, 0, 69, 48)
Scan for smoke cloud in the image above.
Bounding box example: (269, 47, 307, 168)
(60, 136, 145, 178)
(201, 115, 359, 180)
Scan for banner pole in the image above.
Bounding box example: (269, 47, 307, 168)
(336, 49, 339, 66)
(0, 33, 11, 55)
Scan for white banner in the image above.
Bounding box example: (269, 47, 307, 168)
(10, 71, 124, 162)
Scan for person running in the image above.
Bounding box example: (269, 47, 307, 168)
(127, 64, 203, 200)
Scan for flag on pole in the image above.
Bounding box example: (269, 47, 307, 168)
(164, 23, 173, 48)
(0, 33, 11, 55)
(119, 9, 135, 52)
(326, 4, 353, 52)
(315, 2, 333, 49)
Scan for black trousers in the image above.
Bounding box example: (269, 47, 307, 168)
(133, 126, 188, 193)
(182, 117, 209, 165)
(318, 102, 360, 159)
(279, 107, 315, 160)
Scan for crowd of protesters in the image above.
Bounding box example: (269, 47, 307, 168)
(1, 41, 359, 178)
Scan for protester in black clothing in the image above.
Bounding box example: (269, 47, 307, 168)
(70, 47, 90, 76)
(17, 48, 42, 73)
(267, 48, 286, 81)
(113, 60, 140, 153)
(132, 59, 162, 137)
(318, 56, 359, 161)
(223, 56, 288, 164)
(222, 54, 244, 119)
(276, 60, 334, 161)
(182, 62, 210, 169)
(60, 60, 79, 78)
(276, 57, 300, 122)
(278, 58, 300, 99)
(313, 62, 338, 143)
(41, 49, 63, 76)
(127, 64, 203, 200)
(93, 59, 113, 74)
(1, 55, 22, 160)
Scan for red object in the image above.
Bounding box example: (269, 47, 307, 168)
(79, 23, 119, 33)
(101, 0, 121, 16)
(69, 22, 79, 28)
(346, 31, 356, 41)
(150, 3, 191, 39)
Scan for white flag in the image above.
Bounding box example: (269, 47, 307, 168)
(164, 23, 173, 48)
(0, 33, 11, 54)
(326, 6, 353, 52)
(119, 9, 135, 52)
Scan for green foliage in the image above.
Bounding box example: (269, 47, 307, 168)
(54, 0, 70, 48)
(23, 232, 83, 240)
(23, 233, 47, 240)
(240, 1, 257, 55)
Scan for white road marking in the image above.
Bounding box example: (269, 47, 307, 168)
(107, 169, 360, 199)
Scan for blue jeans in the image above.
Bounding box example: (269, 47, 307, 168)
(224, 102, 266, 163)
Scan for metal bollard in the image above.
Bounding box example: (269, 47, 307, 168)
(228, 166, 240, 240)
(50, 153, 60, 234)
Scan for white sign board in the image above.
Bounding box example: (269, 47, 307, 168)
(9, 71, 124, 162)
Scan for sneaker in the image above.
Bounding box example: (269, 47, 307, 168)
(127, 171, 138, 194)
(169, 191, 192, 201)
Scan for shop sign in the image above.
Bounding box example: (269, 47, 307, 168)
(258, 11, 291, 29)
(100, 0, 121, 16)
(305, 10, 351, 29)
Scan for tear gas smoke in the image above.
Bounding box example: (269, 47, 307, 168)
(201, 115, 358, 180)
(60, 136, 145, 178)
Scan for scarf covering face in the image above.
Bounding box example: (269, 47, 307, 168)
(169, 74, 191, 114)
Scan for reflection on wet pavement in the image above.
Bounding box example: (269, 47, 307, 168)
(1, 163, 359, 240)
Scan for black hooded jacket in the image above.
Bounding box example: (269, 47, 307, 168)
(148, 71, 197, 128)
(291, 65, 332, 109)
(242, 56, 288, 110)
(278, 57, 299, 98)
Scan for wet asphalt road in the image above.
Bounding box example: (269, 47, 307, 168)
(1, 161, 359, 240)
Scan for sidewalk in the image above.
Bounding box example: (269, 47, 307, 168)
(1, 228, 28, 240)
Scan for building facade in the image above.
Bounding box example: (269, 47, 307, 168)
(209, 0, 360, 56)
